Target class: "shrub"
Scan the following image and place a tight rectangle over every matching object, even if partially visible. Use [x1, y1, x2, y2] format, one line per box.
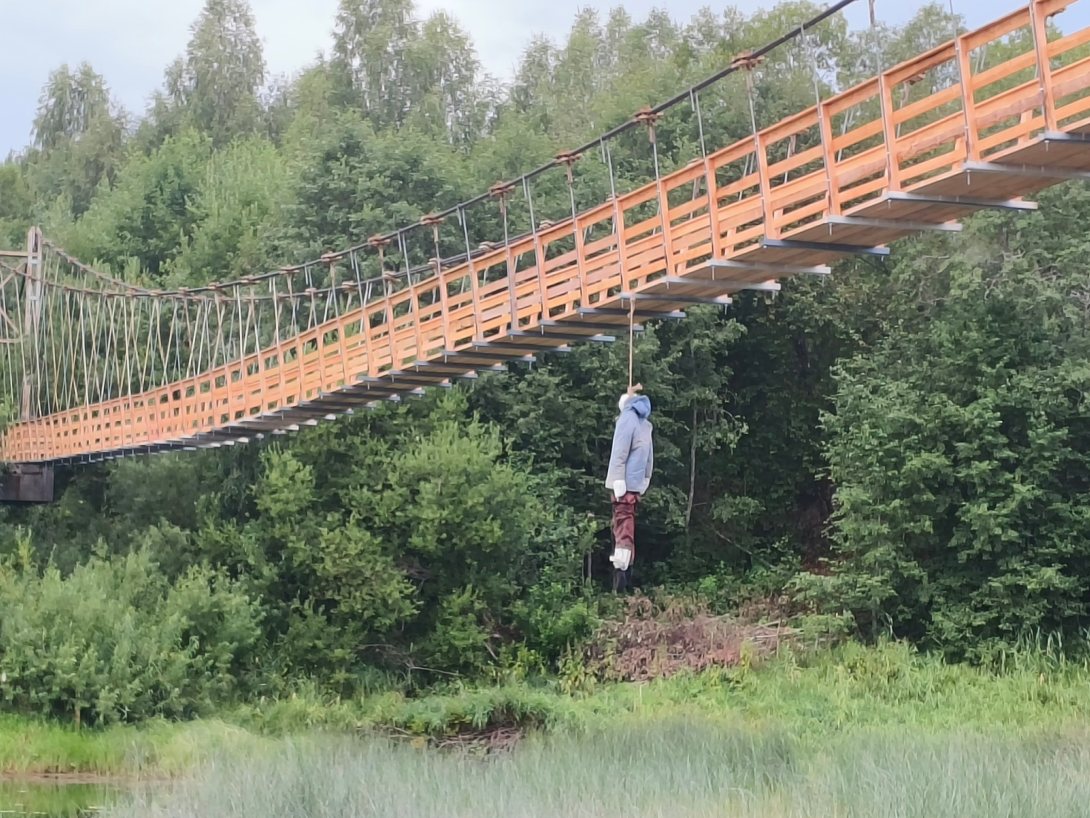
[0, 547, 262, 724]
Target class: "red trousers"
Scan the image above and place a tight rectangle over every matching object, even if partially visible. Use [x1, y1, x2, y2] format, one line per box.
[611, 492, 640, 562]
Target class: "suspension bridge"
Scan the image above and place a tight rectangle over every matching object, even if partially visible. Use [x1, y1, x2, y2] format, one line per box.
[1, 0, 1089, 502]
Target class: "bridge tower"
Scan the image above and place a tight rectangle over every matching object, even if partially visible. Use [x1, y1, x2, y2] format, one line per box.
[0, 227, 53, 502]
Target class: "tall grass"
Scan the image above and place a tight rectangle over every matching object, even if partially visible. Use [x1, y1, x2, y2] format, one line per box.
[110, 721, 1090, 818]
[8, 641, 1090, 777]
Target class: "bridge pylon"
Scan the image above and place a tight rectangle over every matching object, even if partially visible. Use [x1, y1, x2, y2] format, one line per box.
[0, 227, 53, 503]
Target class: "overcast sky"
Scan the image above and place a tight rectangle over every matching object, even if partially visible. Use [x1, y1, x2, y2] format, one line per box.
[3, 0, 1089, 156]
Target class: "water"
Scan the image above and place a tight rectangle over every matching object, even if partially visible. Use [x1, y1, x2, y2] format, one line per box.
[0, 780, 116, 817]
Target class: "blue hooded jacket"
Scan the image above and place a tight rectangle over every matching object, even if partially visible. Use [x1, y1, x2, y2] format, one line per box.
[606, 394, 654, 495]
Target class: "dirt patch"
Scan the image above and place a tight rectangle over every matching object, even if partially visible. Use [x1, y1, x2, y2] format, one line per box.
[583, 595, 794, 682]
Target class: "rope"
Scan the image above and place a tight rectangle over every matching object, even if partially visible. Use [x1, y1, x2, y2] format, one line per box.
[0, 261, 18, 412]
[627, 297, 635, 391]
[458, 206, 484, 341]
[523, 177, 551, 322]
[497, 189, 519, 333]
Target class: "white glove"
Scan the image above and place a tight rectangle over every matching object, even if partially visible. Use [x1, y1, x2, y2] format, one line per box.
[613, 479, 627, 500]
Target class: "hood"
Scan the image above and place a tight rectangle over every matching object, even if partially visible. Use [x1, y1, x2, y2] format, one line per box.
[625, 395, 652, 419]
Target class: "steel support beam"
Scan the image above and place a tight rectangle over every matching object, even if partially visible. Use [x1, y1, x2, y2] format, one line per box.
[636, 275, 773, 293]
[964, 159, 1090, 182]
[695, 279, 779, 292]
[466, 346, 562, 357]
[824, 214, 963, 233]
[510, 330, 617, 343]
[345, 382, 421, 398]
[379, 371, 454, 385]
[761, 237, 890, 258]
[537, 319, 642, 334]
[406, 365, 482, 379]
[470, 342, 570, 355]
[884, 191, 1038, 211]
[703, 259, 832, 277]
[442, 349, 538, 363]
[1042, 130, 1090, 144]
[577, 307, 686, 320]
[620, 291, 733, 305]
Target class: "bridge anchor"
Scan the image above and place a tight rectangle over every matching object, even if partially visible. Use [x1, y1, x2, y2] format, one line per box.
[0, 463, 54, 503]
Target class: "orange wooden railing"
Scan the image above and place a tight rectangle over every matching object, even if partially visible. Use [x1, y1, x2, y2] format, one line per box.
[5, 0, 1090, 463]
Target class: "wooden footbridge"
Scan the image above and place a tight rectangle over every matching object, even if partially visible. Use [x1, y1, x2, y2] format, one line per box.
[2, 0, 1090, 500]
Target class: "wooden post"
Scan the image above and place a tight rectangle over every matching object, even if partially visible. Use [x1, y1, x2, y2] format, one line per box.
[523, 181, 552, 325]
[736, 56, 778, 237]
[637, 108, 680, 276]
[423, 215, 451, 353]
[557, 151, 591, 308]
[953, 32, 979, 161]
[817, 97, 841, 216]
[1030, 0, 1059, 132]
[701, 154, 725, 259]
[459, 208, 484, 343]
[877, 74, 902, 191]
[491, 183, 520, 334]
[367, 238, 390, 376]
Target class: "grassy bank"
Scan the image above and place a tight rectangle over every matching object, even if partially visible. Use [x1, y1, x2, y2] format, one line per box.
[112, 724, 1090, 818]
[5, 641, 1090, 779]
[0, 716, 273, 778]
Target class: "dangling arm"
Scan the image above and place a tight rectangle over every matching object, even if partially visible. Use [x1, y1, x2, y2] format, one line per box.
[643, 427, 654, 493]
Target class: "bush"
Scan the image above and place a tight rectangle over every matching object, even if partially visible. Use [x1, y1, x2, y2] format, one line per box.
[0, 546, 262, 724]
[367, 684, 572, 738]
[192, 391, 598, 685]
[808, 230, 1090, 654]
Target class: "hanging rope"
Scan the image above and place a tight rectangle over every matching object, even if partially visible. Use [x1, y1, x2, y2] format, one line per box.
[627, 297, 635, 391]
[491, 183, 519, 334]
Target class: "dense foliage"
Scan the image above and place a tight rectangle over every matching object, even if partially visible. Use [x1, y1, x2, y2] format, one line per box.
[0, 543, 261, 724]
[1, 0, 1089, 722]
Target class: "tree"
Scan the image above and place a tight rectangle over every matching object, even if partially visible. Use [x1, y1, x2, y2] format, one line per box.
[63, 129, 212, 276]
[165, 0, 267, 146]
[168, 137, 289, 285]
[32, 63, 117, 152]
[9, 0, 1086, 703]
[28, 63, 127, 217]
[802, 186, 1090, 654]
[405, 12, 487, 143]
[278, 109, 472, 256]
[0, 164, 32, 245]
[332, 0, 417, 127]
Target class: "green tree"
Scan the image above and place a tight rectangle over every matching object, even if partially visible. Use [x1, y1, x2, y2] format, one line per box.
[802, 187, 1090, 654]
[28, 63, 127, 217]
[31, 63, 117, 152]
[332, 0, 416, 127]
[164, 0, 267, 146]
[0, 165, 32, 245]
[405, 11, 487, 143]
[0, 545, 261, 725]
[63, 129, 212, 275]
